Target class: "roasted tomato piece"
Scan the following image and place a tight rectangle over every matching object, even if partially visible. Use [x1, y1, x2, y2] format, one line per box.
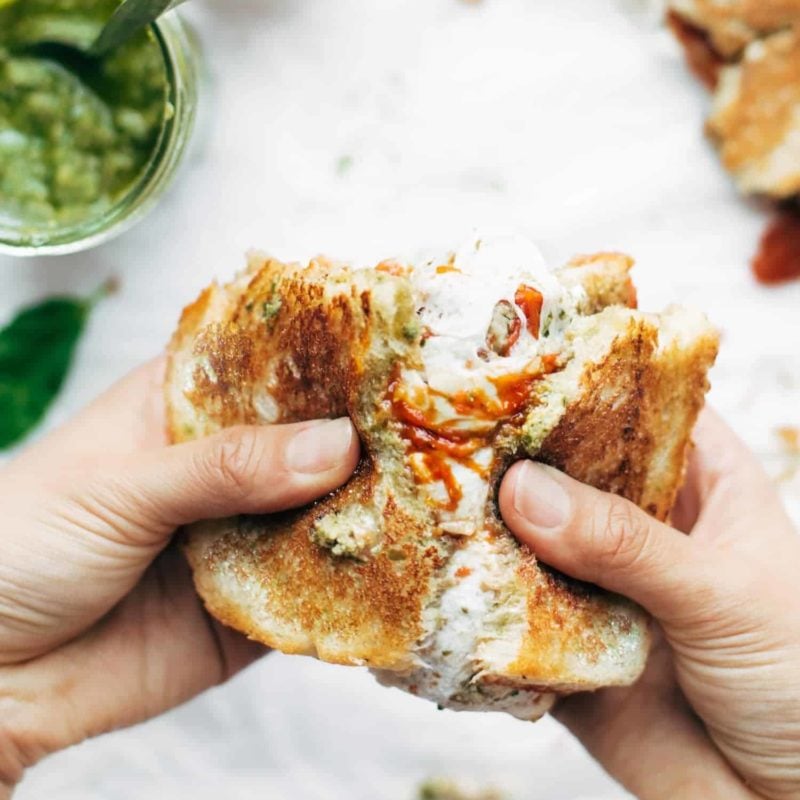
[514, 285, 544, 338]
[485, 299, 522, 356]
[753, 210, 800, 285]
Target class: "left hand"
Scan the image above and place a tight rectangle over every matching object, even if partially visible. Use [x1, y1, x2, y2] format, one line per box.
[0, 358, 360, 796]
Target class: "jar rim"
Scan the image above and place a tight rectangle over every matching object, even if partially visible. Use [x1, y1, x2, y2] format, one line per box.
[0, 14, 197, 258]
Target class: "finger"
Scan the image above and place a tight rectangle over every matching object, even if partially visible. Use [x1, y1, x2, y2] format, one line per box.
[498, 461, 719, 623]
[681, 408, 790, 546]
[9, 357, 167, 477]
[685, 408, 769, 511]
[688, 408, 767, 503]
[82, 418, 360, 541]
[672, 408, 764, 533]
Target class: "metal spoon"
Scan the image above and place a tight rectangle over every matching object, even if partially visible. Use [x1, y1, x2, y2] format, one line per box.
[90, 0, 189, 55]
[18, 0, 188, 73]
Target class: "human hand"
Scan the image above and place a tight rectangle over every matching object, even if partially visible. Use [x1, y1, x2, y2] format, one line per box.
[499, 410, 800, 800]
[0, 358, 359, 796]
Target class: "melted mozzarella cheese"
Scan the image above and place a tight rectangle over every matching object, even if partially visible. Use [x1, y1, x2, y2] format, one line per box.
[376, 234, 582, 718]
[404, 231, 582, 424]
[394, 231, 584, 525]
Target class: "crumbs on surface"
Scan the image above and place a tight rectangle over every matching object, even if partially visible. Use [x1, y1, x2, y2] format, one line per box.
[776, 425, 800, 482]
[417, 779, 504, 800]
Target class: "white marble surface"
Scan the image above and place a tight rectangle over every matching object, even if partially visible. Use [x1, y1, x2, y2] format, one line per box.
[2, 0, 799, 797]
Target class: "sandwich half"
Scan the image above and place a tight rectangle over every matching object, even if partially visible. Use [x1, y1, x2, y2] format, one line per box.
[669, 0, 800, 198]
[166, 233, 718, 720]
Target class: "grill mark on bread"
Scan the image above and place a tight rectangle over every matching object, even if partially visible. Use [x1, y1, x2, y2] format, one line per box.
[188, 325, 257, 425]
[536, 321, 654, 505]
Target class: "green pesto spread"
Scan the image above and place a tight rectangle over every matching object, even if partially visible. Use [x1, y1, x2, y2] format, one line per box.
[0, 0, 169, 228]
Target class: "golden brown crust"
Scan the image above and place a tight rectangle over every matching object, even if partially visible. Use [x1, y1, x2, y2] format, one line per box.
[669, 1, 800, 198]
[558, 253, 636, 313]
[505, 564, 641, 689]
[707, 29, 800, 197]
[172, 256, 436, 670]
[168, 251, 717, 709]
[168, 258, 377, 436]
[535, 315, 718, 520]
[670, 0, 800, 56]
[537, 318, 657, 509]
[502, 314, 718, 684]
[186, 468, 445, 668]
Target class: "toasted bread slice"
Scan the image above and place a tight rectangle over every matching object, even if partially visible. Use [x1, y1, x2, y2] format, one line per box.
[669, 1, 800, 198]
[708, 28, 800, 198]
[167, 235, 718, 719]
[669, 0, 800, 57]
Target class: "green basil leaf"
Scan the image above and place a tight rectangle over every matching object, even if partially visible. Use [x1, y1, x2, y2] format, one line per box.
[90, 0, 188, 55]
[0, 294, 97, 450]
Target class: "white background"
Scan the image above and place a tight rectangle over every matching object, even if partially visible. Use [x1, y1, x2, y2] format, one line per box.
[2, 0, 799, 797]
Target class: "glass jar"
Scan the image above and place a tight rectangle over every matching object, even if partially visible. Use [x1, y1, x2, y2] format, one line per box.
[0, 13, 199, 257]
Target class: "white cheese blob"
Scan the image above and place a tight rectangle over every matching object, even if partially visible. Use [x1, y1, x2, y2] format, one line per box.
[405, 231, 582, 418]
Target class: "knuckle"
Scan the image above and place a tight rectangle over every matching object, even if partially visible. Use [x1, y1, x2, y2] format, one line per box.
[203, 427, 262, 503]
[589, 496, 653, 579]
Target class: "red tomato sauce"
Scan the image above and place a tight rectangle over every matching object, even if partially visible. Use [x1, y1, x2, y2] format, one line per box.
[420, 452, 463, 512]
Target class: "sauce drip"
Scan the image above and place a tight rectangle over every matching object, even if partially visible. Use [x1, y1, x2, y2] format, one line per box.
[667, 10, 724, 91]
[413, 453, 464, 512]
[402, 423, 483, 460]
[389, 354, 562, 511]
[752, 209, 800, 285]
[491, 354, 559, 416]
[436, 355, 560, 422]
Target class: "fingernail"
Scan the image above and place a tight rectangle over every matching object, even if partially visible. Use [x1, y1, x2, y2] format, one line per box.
[512, 462, 570, 530]
[285, 418, 354, 474]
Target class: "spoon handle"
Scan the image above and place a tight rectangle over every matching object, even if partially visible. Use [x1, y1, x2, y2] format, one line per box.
[89, 0, 190, 56]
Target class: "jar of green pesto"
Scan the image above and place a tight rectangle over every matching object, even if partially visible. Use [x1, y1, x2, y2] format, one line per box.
[0, 1, 199, 256]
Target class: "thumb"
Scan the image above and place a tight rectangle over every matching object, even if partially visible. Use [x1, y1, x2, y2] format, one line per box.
[499, 461, 718, 624]
[83, 418, 360, 542]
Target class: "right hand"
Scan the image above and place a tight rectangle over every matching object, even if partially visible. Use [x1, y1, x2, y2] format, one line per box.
[499, 410, 800, 800]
